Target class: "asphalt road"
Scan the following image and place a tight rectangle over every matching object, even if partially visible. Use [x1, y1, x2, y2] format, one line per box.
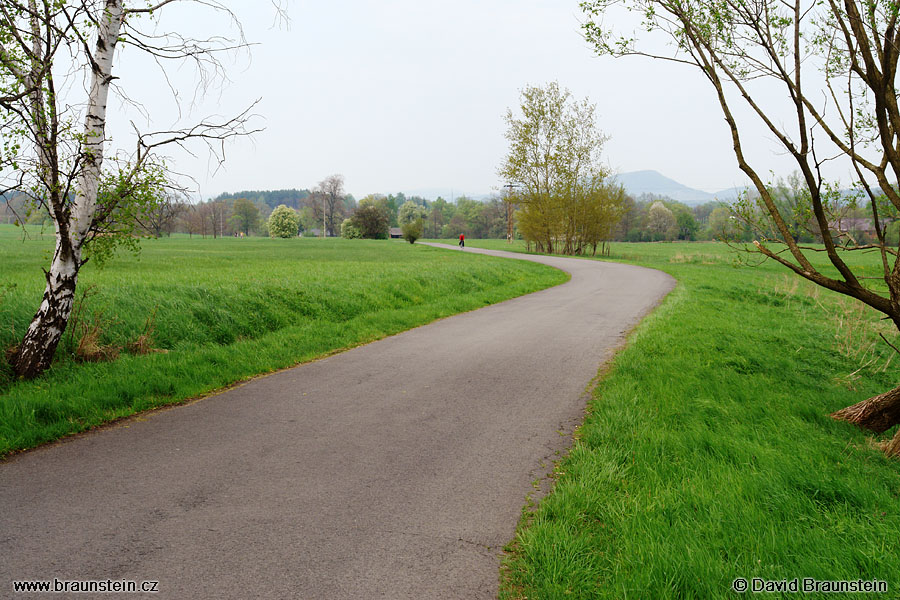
[0, 244, 674, 599]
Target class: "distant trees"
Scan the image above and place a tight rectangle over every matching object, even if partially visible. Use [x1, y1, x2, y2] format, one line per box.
[175, 187, 757, 244]
[607, 196, 738, 242]
[768, 173, 815, 243]
[427, 198, 448, 238]
[229, 198, 260, 236]
[708, 206, 740, 239]
[183, 185, 795, 245]
[347, 195, 391, 239]
[647, 202, 677, 239]
[176, 201, 228, 238]
[384, 194, 403, 226]
[215, 189, 311, 210]
[1, 194, 31, 225]
[268, 205, 300, 238]
[500, 82, 624, 255]
[135, 194, 186, 239]
[444, 213, 468, 238]
[311, 175, 349, 237]
[204, 200, 230, 239]
[297, 206, 318, 235]
[398, 200, 427, 225]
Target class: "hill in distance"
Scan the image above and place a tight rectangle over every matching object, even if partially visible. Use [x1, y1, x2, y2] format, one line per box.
[414, 171, 745, 206]
[614, 170, 746, 206]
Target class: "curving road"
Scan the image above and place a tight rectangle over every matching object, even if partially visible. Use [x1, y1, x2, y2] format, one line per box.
[0, 244, 673, 599]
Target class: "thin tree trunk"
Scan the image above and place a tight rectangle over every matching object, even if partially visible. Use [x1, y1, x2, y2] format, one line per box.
[11, 239, 79, 378]
[831, 385, 900, 433]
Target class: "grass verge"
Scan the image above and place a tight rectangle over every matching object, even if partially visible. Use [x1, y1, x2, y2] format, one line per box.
[431, 240, 900, 599]
[0, 230, 567, 457]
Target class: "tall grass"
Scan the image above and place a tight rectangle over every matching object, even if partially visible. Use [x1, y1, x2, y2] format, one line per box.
[0, 228, 567, 456]
[436, 240, 900, 599]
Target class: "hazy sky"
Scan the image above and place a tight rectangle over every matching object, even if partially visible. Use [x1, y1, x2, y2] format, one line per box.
[106, 0, 795, 200]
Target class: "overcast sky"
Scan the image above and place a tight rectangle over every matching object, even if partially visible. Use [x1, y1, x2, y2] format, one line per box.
[106, 0, 797, 200]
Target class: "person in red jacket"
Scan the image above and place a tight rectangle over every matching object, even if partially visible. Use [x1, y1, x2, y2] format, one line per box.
[459, 233, 465, 248]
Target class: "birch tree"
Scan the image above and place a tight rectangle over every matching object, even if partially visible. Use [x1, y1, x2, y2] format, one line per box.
[2, 1, 265, 379]
[582, 0, 900, 455]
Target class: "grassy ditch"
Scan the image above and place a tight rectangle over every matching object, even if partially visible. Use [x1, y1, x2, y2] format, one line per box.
[439, 239, 900, 599]
[0, 228, 567, 457]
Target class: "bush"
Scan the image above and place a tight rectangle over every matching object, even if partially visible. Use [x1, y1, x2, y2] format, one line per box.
[341, 218, 362, 239]
[401, 219, 423, 244]
[267, 204, 300, 238]
[352, 203, 391, 239]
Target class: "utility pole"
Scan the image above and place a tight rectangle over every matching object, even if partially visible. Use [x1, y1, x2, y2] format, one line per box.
[502, 183, 519, 244]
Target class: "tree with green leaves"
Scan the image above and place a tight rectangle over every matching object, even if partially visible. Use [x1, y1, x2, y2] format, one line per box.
[3, 1, 266, 379]
[267, 205, 299, 238]
[385, 193, 403, 226]
[229, 198, 260, 236]
[398, 200, 426, 225]
[646, 201, 676, 240]
[673, 206, 699, 241]
[297, 205, 317, 235]
[349, 195, 391, 239]
[582, 0, 900, 454]
[401, 219, 423, 244]
[708, 206, 740, 239]
[88, 160, 171, 253]
[499, 82, 615, 255]
[340, 218, 362, 239]
[580, 182, 629, 254]
[427, 197, 448, 238]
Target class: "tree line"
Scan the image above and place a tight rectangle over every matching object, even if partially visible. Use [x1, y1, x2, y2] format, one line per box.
[23, 182, 519, 240]
[15, 169, 894, 247]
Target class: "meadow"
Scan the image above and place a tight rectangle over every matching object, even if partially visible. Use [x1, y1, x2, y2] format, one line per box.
[5, 226, 900, 597]
[0, 226, 567, 456]
[436, 239, 900, 599]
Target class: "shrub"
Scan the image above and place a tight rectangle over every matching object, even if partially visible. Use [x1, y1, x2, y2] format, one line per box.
[268, 204, 300, 238]
[341, 218, 362, 239]
[401, 219, 423, 244]
[352, 203, 391, 239]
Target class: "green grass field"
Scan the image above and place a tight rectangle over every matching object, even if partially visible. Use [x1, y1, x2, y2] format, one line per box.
[0, 227, 567, 456]
[434, 240, 900, 599]
[5, 228, 900, 596]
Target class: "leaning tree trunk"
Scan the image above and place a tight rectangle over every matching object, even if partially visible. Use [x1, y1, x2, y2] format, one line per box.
[11, 239, 80, 379]
[831, 385, 900, 434]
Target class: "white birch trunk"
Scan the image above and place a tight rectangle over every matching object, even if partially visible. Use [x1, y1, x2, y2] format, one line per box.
[12, 1, 124, 378]
[71, 0, 124, 246]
